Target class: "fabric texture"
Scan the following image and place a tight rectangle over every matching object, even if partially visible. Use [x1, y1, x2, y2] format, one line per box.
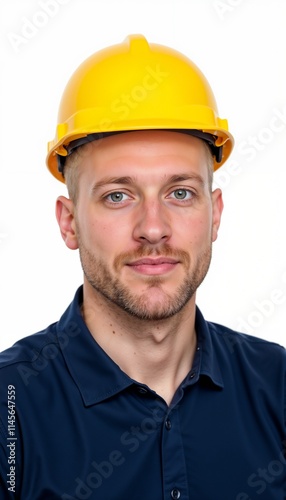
[0, 286, 285, 499]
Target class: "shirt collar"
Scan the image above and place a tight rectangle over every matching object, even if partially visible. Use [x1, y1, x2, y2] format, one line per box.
[195, 307, 224, 389]
[57, 286, 223, 407]
[57, 287, 133, 406]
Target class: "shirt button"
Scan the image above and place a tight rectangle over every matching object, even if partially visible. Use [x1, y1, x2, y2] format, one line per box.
[171, 488, 181, 499]
[190, 372, 195, 379]
[165, 419, 172, 430]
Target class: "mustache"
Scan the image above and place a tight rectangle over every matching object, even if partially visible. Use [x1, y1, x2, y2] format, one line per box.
[114, 244, 190, 272]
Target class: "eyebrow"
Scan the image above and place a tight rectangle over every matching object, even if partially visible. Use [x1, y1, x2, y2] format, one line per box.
[91, 173, 205, 192]
[166, 174, 205, 186]
[92, 176, 135, 192]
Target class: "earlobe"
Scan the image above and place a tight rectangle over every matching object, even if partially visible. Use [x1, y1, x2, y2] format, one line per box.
[55, 196, 79, 250]
[211, 189, 224, 242]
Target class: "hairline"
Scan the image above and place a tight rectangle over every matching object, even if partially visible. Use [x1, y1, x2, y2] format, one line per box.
[64, 137, 215, 204]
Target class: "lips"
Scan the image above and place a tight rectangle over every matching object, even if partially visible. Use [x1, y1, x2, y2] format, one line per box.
[127, 257, 179, 266]
[126, 257, 180, 275]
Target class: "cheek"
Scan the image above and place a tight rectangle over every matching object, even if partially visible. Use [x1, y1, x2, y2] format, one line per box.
[179, 213, 212, 246]
[81, 214, 128, 257]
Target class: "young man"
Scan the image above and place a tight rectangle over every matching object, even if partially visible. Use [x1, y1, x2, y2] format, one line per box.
[0, 35, 285, 499]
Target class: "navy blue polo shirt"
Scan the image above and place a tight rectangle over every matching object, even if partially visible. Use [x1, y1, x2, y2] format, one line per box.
[0, 286, 285, 499]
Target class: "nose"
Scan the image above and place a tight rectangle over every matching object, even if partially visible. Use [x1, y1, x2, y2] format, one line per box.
[132, 199, 172, 245]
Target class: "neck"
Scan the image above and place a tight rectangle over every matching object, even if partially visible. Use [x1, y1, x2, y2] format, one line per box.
[82, 282, 197, 405]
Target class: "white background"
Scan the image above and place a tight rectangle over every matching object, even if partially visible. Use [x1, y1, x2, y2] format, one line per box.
[0, 0, 285, 351]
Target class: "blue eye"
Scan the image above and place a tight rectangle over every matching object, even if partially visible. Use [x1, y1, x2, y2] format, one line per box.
[107, 192, 127, 203]
[171, 189, 193, 200]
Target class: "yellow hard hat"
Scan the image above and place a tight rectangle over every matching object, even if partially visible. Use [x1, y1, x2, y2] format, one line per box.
[47, 34, 234, 182]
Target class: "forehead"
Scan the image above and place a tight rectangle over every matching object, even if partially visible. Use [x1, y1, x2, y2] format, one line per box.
[78, 130, 209, 183]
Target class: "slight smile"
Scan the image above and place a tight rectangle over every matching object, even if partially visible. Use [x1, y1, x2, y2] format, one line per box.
[126, 258, 180, 275]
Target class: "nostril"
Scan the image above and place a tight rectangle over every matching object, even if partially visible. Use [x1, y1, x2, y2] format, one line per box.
[132, 205, 172, 244]
[137, 233, 170, 245]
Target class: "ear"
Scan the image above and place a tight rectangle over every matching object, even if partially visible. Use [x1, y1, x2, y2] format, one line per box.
[211, 188, 224, 242]
[55, 196, 79, 250]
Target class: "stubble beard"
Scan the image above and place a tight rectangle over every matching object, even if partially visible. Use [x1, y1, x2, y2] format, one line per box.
[78, 240, 212, 321]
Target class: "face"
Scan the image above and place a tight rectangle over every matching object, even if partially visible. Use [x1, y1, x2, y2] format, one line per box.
[57, 131, 223, 321]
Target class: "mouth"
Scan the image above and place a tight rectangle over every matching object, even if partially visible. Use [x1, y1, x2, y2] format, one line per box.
[126, 257, 180, 275]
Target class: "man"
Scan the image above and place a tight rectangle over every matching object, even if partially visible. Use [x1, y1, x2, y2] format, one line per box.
[0, 35, 285, 499]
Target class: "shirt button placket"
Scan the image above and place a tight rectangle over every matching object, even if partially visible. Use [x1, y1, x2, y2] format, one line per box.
[162, 408, 189, 499]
